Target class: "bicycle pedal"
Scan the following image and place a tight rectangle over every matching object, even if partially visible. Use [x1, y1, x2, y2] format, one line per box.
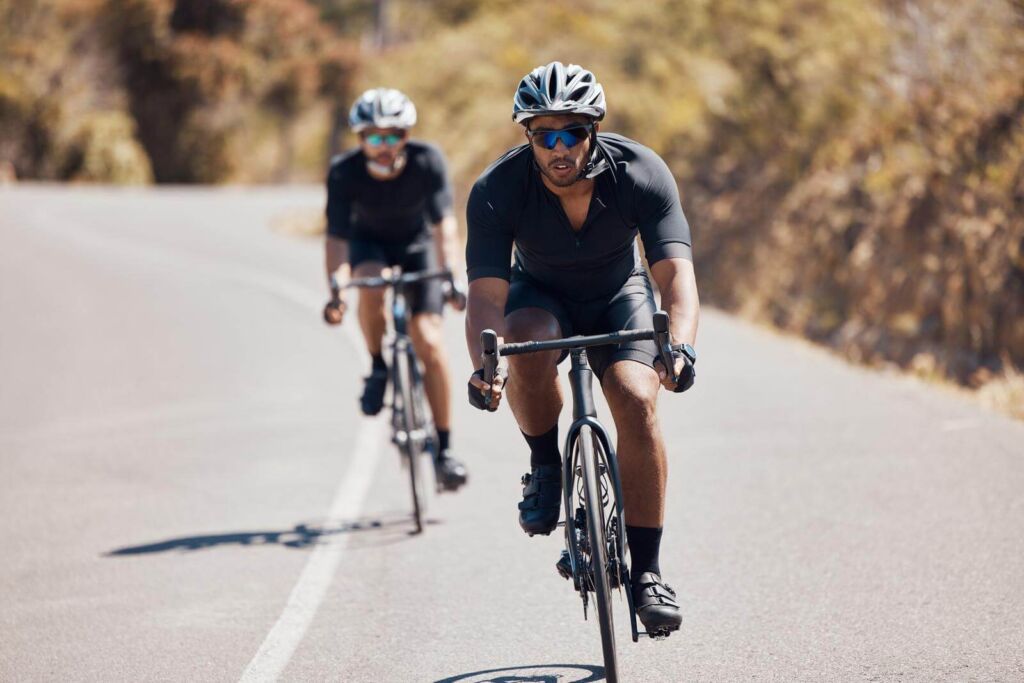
[642, 624, 678, 641]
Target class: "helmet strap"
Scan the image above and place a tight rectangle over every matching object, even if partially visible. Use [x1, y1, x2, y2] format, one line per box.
[579, 128, 607, 180]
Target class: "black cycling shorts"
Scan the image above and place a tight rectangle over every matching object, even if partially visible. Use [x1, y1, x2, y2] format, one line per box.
[349, 238, 444, 316]
[504, 266, 658, 380]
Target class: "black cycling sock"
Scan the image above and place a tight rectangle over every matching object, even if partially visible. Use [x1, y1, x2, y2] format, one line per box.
[371, 353, 387, 372]
[523, 425, 560, 468]
[627, 525, 663, 578]
[437, 429, 450, 453]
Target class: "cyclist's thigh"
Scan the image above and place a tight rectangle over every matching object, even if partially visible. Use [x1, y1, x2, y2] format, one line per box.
[349, 239, 389, 278]
[349, 241, 389, 309]
[398, 241, 444, 316]
[505, 271, 572, 364]
[589, 270, 659, 382]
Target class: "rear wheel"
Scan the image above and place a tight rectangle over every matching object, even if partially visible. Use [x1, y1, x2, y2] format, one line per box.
[578, 426, 618, 682]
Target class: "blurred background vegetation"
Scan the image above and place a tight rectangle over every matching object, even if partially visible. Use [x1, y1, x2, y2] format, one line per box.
[2, 0, 1022, 411]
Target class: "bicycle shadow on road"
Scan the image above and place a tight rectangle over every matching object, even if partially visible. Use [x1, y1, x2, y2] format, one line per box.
[433, 663, 605, 683]
[104, 512, 439, 557]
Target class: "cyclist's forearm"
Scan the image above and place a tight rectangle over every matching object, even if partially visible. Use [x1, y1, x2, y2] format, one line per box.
[465, 280, 509, 367]
[651, 257, 700, 346]
[434, 215, 461, 273]
[325, 236, 350, 296]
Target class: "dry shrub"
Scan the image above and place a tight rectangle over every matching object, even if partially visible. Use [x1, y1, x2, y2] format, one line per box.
[0, 0, 360, 183]
[977, 367, 1024, 420]
[60, 110, 153, 183]
[104, 0, 360, 183]
[365, 0, 1023, 398]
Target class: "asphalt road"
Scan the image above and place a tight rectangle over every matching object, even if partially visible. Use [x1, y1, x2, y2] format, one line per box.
[1, 185, 1022, 682]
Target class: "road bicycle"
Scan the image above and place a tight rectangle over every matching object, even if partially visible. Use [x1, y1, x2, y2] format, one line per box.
[346, 268, 454, 534]
[480, 311, 678, 682]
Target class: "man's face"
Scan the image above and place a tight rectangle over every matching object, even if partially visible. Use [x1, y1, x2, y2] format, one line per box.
[525, 114, 596, 188]
[359, 127, 408, 167]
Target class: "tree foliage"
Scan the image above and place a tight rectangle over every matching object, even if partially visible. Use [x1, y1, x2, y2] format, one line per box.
[1, 0, 1020, 394]
[359, 0, 1024, 388]
[0, 0, 359, 182]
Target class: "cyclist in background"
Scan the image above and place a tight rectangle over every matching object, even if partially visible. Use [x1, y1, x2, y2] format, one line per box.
[464, 62, 699, 634]
[323, 87, 468, 492]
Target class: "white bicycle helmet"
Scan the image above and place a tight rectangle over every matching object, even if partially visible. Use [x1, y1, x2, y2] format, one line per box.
[512, 61, 606, 124]
[348, 88, 417, 132]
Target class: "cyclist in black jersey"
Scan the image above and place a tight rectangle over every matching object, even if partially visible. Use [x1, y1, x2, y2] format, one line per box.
[323, 88, 468, 491]
[465, 62, 700, 634]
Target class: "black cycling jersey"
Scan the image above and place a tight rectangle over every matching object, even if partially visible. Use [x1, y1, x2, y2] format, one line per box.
[466, 133, 692, 301]
[326, 140, 453, 245]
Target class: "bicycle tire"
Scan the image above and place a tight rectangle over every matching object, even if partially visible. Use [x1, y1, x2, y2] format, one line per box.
[395, 346, 425, 533]
[406, 348, 434, 516]
[408, 352, 437, 481]
[579, 425, 619, 682]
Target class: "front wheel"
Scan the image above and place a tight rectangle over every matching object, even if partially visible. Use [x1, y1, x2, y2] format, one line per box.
[394, 347, 426, 533]
[578, 426, 618, 682]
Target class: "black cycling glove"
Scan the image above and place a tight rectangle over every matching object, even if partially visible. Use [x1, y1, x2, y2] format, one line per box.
[468, 367, 506, 411]
[672, 354, 696, 393]
[442, 278, 467, 308]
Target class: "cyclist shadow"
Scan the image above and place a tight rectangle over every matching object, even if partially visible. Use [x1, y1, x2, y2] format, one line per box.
[433, 663, 606, 683]
[104, 511, 438, 557]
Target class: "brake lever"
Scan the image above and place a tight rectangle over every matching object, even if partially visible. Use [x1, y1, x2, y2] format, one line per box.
[652, 311, 678, 385]
[480, 329, 499, 410]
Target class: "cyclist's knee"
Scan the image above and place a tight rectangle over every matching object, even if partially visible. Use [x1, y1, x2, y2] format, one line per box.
[504, 308, 561, 380]
[410, 314, 445, 359]
[604, 363, 659, 423]
[352, 261, 385, 278]
[507, 350, 559, 383]
[358, 287, 386, 309]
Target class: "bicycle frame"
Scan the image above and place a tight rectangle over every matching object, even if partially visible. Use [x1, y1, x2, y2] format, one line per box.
[560, 350, 615, 571]
[346, 268, 451, 531]
[387, 283, 431, 450]
[560, 347, 638, 642]
[479, 311, 679, 651]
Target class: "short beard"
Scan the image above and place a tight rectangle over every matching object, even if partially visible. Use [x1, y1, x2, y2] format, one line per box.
[537, 160, 581, 187]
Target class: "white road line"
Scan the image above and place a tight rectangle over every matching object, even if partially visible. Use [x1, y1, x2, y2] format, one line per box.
[236, 290, 376, 679]
[236, 276, 378, 680]
[239, 413, 383, 682]
[38, 211, 384, 680]
[233, 278, 378, 681]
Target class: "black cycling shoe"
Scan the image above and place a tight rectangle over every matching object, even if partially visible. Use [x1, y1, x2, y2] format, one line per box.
[632, 572, 682, 637]
[435, 450, 468, 492]
[518, 464, 562, 536]
[359, 367, 388, 416]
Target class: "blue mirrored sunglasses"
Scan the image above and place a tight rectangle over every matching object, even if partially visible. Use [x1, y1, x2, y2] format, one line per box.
[363, 132, 405, 146]
[528, 124, 592, 150]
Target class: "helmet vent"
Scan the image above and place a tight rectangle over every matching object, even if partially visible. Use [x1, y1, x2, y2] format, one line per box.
[512, 61, 606, 124]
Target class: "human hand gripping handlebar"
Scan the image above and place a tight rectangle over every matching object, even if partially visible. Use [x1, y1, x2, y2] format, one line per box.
[472, 310, 690, 412]
[480, 329, 500, 411]
[652, 311, 676, 383]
